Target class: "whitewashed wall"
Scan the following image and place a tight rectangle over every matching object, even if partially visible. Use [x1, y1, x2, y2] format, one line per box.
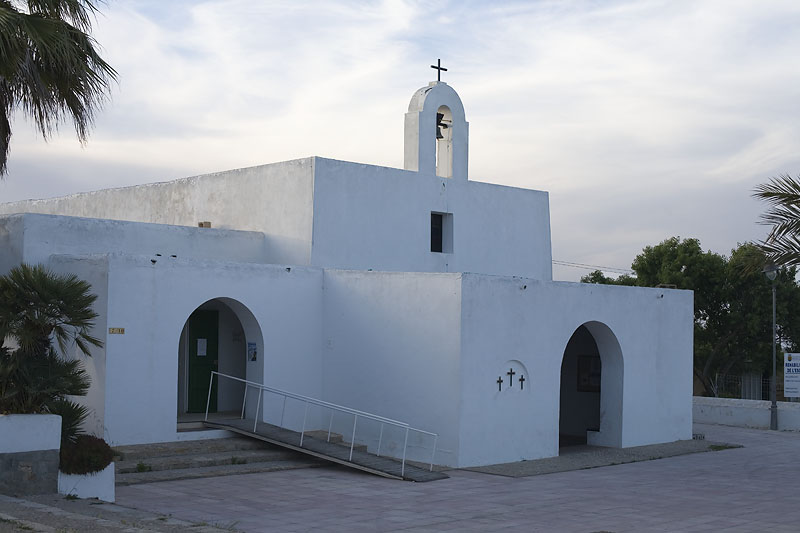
[0, 159, 316, 265]
[13, 213, 270, 265]
[0, 215, 23, 274]
[321, 270, 463, 466]
[47, 255, 110, 438]
[311, 158, 552, 280]
[95, 254, 323, 446]
[0, 155, 552, 281]
[693, 397, 800, 430]
[458, 276, 694, 466]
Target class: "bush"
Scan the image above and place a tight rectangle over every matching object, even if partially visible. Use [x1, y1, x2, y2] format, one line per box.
[59, 435, 114, 475]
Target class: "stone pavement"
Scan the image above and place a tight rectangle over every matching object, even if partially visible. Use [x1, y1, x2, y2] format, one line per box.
[1, 424, 798, 532]
[112, 424, 798, 532]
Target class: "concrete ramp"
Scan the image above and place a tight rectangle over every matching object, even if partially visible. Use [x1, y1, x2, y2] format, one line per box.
[204, 418, 447, 482]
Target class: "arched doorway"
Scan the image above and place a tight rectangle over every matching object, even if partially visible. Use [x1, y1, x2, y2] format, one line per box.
[558, 321, 623, 450]
[177, 298, 263, 423]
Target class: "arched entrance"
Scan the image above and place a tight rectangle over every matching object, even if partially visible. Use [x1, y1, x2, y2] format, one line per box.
[177, 298, 263, 423]
[558, 321, 623, 451]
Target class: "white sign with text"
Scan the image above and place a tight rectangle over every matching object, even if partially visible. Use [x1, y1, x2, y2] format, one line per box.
[785, 353, 800, 398]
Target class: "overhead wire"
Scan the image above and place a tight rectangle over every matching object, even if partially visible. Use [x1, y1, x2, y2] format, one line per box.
[551, 259, 634, 275]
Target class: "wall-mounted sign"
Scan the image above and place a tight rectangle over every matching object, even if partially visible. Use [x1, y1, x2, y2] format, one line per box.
[108, 328, 125, 335]
[197, 338, 207, 357]
[248, 342, 258, 362]
[785, 353, 800, 398]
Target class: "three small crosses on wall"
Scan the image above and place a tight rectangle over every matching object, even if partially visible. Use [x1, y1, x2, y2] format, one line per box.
[497, 368, 526, 392]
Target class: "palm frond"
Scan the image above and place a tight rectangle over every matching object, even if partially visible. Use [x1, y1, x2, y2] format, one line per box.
[47, 397, 89, 444]
[0, 0, 115, 175]
[753, 174, 800, 268]
[753, 174, 800, 204]
[757, 233, 800, 268]
[0, 263, 102, 358]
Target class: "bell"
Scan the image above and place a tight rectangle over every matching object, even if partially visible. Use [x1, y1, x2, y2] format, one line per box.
[436, 112, 447, 139]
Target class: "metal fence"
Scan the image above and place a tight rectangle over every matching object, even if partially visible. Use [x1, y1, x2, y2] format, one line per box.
[714, 373, 798, 402]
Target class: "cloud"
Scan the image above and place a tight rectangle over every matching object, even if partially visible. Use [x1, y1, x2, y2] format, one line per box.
[4, 0, 800, 280]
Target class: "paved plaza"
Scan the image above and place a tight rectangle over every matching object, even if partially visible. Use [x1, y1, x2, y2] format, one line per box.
[112, 424, 798, 532]
[1, 423, 798, 532]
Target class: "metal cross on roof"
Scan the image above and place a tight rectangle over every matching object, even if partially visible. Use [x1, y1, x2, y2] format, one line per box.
[431, 59, 447, 82]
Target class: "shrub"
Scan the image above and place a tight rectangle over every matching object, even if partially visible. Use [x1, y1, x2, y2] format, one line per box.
[59, 435, 114, 475]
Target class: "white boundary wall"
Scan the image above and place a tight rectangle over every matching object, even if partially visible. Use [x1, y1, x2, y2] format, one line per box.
[693, 397, 800, 430]
[0, 414, 61, 453]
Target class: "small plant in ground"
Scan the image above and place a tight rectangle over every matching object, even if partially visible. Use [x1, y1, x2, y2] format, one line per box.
[231, 456, 247, 465]
[135, 462, 152, 473]
[64, 494, 78, 500]
[709, 444, 737, 451]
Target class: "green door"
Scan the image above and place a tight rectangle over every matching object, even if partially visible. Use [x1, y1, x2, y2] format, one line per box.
[187, 310, 219, 413]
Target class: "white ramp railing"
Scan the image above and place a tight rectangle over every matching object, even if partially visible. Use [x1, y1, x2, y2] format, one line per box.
[205, 371, 438, 476]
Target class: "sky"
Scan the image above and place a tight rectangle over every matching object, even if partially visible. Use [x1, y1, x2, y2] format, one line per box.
[2, 0, 799, 281]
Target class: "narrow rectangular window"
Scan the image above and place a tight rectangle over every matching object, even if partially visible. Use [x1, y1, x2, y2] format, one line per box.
[431, 212, 453, 253]
[431, 213, 443, 253]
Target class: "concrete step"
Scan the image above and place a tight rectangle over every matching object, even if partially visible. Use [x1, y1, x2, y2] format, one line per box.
[112, 436, 326, 486]
[301, 430, 366, 452]
[340, 441, 369, 453]
[303, 430, 344, 444]
[112, 436, 271, 461]
[116, 457, 326, 486]
[115, 448, 303, 474]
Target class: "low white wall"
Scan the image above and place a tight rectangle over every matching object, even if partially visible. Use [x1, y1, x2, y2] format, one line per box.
[0, 414, 61, 453]
[58, 462, 115, 502]
[693, 397, 800, 430]
[0, 414, 62, 496]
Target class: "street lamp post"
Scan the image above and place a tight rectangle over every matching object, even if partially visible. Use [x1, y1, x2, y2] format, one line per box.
[763, 264, 778, 430]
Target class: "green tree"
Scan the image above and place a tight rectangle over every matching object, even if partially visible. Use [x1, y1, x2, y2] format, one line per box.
[580, 270, 637, 286]
[0, 0, 116, 175]
[582, 238, 800, 396]
[0, 263, 102, 443]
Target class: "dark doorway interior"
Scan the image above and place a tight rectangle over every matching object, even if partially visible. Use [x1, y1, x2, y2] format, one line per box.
[559, 326, 601, 448]
[187, 310, 219, 413]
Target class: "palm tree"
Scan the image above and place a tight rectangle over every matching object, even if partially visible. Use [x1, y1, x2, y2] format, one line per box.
[0, 263, 102, 442]
[753, 174, 800, 267]
[0, 0, 117, 175]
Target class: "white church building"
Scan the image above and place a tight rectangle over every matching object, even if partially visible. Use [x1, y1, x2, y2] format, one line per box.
[0, 81, 693, 468]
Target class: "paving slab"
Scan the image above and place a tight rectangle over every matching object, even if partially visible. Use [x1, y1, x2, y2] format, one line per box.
[2, 424, 799, 532]
[0, 493, 232, 532]
[464, 436, 734, 477]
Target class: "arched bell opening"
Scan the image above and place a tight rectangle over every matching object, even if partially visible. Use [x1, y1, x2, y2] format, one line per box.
[435, 105, 453, 178]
